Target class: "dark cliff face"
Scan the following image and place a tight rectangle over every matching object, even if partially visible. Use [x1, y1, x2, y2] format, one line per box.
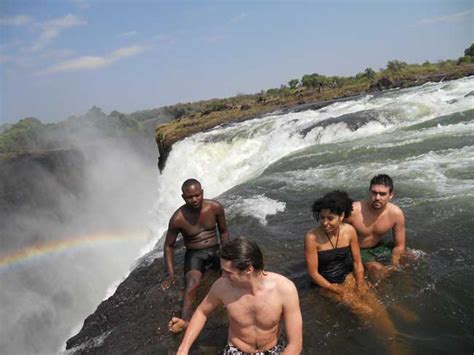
[1, 139, 163, 354]
[0, 150, 86, 213]
[0, 149, 87, 244]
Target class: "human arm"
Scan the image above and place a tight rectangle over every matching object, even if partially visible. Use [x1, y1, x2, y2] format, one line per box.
[161, 218, 180, 290]
[176, 280, 223, 354]
[282, 281, 303, 355]
[215, 202, 230, 244]
[391, 208, 406, 267]
[304, 231, 344, 295]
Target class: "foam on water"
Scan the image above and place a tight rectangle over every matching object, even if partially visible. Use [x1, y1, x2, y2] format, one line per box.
[148, 77, 474, 250]
[266, 144, 474, 201]
[224, 195, 286, 226]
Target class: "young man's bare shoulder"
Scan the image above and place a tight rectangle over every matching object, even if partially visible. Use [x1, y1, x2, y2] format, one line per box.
[388, 202, 405, 218]
[170, 206, 185, 223]
[268, 272, 297, 293]
[204, 199, 223, 210]
[352, 200, 363, 213]
[346, 201, 362, 222]
[210, 276, 232, 293]
[388, 202, 403, 214]
[342, 222, 357, 235]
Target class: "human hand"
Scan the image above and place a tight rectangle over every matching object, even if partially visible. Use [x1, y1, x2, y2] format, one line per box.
[329, 284, 344, 296]
[356, 279, 371, 294]
[161, 275, 177, 290]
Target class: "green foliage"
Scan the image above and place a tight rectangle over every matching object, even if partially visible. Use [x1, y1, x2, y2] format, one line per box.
[464, 43, 474, 57]
[261, 85, 290, 97]
[457, 56, 473, 65]
[331, 76, 349, 87]
[301, 73, 327, 88]
[205, 101, 228, 112]
[4, 43, 474, 155]
[0, 108, 152, 153]
[0, 117, 48, 153]
[386, 60, 408, 72]
[288, 79, 299, 89]
[363, 68, 376, 79]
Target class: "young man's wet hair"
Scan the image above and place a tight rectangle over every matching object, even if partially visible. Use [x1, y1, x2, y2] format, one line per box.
[370, 174, 394, 193]
[220, 236, 264, 271]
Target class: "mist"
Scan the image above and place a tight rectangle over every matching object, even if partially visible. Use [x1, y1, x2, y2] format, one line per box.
[0, 120, 159, 354]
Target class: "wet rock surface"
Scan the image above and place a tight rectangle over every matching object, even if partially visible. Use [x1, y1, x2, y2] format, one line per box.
[65, 242, 311, 354]
[65, 248, 228, 354]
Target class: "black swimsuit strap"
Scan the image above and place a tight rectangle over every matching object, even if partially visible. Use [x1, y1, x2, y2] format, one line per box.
[325, 227, 340, 249]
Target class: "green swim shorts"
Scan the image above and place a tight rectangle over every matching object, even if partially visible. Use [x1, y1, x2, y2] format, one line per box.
[360, 241, 394, 263]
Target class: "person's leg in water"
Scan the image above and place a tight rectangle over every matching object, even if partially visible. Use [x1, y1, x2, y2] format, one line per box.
[322, 274, 408, 355]
[364, 261, 392, 284]
[169, 269, 203, 333]
[362, 242, 415, 284]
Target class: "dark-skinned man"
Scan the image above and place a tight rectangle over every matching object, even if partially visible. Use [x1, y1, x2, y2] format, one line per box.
[161, 178, 230, 333]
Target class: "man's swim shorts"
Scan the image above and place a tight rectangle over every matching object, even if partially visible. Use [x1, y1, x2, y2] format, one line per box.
[184, 245, 220, 275]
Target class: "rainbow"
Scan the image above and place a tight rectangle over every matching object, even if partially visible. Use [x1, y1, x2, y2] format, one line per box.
[0, 231, 149, 271]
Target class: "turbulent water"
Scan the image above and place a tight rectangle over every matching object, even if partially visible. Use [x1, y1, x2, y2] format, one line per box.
[149, 77, 474, 353]
[3, 78, 472, 354]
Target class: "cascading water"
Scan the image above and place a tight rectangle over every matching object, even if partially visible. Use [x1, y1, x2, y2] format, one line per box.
[150, 77, 473, 243]
[145, 76, 474, 353]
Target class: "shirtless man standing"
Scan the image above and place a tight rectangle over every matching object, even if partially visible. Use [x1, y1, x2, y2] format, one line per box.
[161, 178, 229, 333]
[344, 174, 406, 280]
[176, 236, 303, 355]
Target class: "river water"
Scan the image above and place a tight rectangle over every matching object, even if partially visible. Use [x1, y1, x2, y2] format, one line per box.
[149, 77, 474, 353]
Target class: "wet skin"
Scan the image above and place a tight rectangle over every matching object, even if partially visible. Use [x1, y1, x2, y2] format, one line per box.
[176, 260, 303, 354]
[162, 183, 229, 332]
[305, 210, 402, 353]
[344, 184, 406, 278]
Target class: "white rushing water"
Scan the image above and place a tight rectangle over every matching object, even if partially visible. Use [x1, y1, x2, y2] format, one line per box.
[63, 76, 473, 354]
[147, 77, 474, 249]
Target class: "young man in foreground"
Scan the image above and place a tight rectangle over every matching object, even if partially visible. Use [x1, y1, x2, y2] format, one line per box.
[176, 236, 303, 355]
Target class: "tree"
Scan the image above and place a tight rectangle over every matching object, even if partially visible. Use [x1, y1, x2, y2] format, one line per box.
[301, 73, 327, 89]
[386, 60, 407, 72]
[363, 68, 376, 79]
[288, 79, 299, 89]
[0, 117, 47, 153]
[464, 43, 474, 57]
[457, 56, 472, 65]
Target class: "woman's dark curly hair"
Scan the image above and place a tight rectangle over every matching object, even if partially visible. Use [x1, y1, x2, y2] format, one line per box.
[312, 190, 353, 221]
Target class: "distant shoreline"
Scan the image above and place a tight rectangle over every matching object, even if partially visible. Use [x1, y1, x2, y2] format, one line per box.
[155, 64, 474, 171]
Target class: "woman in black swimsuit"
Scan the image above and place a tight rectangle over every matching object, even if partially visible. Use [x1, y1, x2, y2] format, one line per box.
[305, 191, 401, 350]
[304, 190, 366, 301]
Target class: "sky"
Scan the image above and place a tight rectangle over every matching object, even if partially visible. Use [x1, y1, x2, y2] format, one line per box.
[0, 0, 472, 124]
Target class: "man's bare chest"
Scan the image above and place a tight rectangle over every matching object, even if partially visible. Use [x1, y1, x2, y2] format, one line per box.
[226, 295, 282, 327]
[180, 216, 216, 234]
[356, 215, 394, 237]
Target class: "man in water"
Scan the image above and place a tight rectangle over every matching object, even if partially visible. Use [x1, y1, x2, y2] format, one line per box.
[176, 236, 303, 355]
[161, 178, 230, 333]
[345, 174, 406, 280]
